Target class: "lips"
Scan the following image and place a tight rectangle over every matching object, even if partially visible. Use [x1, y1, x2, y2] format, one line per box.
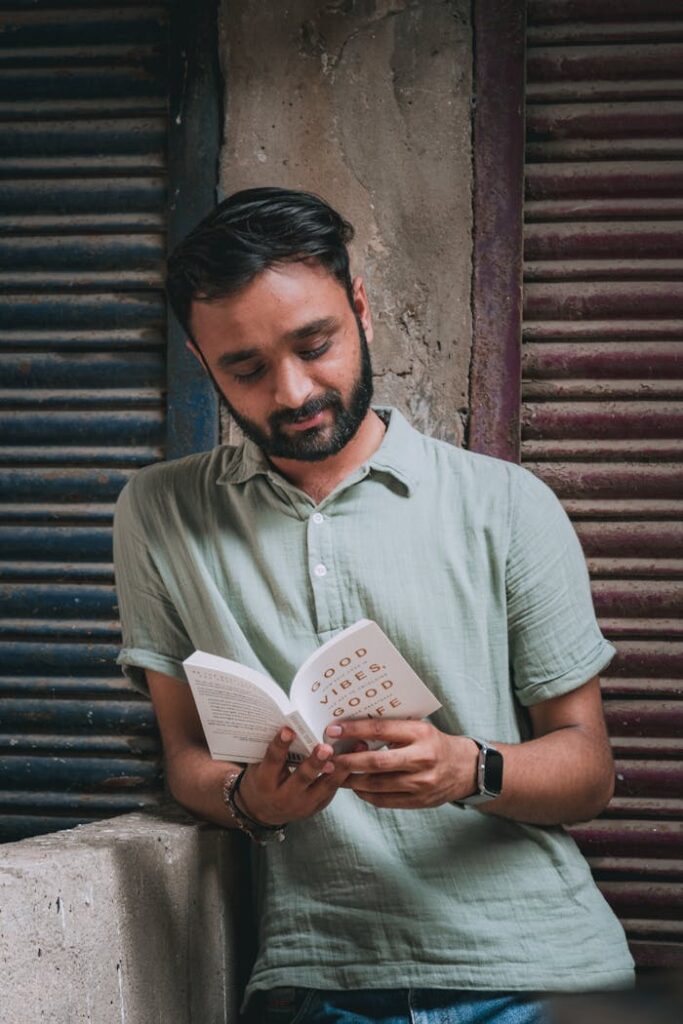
[288, 410, 326, 431]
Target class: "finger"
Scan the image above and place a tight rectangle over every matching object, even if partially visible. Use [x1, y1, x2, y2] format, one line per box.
[309, 761, 352, 797]
[354, 790, 421, 809]
[333, 745, 413, 775]
[347, 771, 417, 794]
[259, 726, 296, 782]
[287, 743, 335, 789]
[325, 719, 428, 745]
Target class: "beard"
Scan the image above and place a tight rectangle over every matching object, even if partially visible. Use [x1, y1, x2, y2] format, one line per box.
[221, 319, 374, 462]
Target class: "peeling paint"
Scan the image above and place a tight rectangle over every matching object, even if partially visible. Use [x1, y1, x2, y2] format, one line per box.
[217, 0, 473, 445]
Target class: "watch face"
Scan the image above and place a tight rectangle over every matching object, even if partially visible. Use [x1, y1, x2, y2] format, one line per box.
[484, 749, 504, 795]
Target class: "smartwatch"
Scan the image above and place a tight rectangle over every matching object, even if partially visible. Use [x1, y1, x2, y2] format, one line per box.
[453, 737, 504, 808]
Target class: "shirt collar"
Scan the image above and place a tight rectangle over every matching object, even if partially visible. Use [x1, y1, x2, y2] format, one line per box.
[215, 406, 421, 496]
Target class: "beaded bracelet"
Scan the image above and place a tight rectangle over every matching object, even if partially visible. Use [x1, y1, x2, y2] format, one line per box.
[221, 767, 287, 845]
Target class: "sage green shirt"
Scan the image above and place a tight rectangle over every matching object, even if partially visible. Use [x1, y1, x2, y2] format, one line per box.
[113, 407, 634, 998]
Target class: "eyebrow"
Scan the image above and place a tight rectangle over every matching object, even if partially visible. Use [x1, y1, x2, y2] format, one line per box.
[215, 317, 338, 370]
[216, 348, 260, 370]
[285, 316, 337, 341]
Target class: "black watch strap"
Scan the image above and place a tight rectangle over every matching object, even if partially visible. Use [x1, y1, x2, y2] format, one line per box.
[453, 737, 504, 808]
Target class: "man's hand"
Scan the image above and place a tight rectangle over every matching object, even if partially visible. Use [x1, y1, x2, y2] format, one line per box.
[146, 671, 350, 830]
[237, 727, 350, 825]
[327, 720, 479, 809]
[326, 677, 616, 825]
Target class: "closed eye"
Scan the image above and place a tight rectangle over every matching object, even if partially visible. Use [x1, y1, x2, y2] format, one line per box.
[232, 364, 266, 383]
[232, 339, 332, 384]
[299, 338, 332, 360]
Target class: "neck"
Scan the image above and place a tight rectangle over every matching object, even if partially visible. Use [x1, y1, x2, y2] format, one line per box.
[267, 408, 387, 503]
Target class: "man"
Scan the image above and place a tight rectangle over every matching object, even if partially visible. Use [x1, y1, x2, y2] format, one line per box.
[113, 187, 634, 1023]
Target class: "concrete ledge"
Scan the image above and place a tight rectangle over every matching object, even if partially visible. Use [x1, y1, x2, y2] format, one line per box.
[0, 808, 251, 1024]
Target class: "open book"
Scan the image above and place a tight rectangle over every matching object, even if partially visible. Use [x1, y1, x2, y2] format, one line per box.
[183, 619, 442, 763]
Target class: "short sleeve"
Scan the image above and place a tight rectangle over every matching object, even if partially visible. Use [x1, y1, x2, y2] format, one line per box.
[113, 477, 193, 694]
[506, 467, 616, 706]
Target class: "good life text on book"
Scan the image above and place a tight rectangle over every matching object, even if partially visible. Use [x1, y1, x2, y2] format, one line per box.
[183, 619, 442, 764]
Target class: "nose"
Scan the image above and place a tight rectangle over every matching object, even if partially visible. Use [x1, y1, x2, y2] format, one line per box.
[271, 356, 314, 410]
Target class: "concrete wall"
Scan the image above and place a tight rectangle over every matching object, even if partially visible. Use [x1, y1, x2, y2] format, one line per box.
[218, 0, 473, 445]
[0, 811, 250, 1024]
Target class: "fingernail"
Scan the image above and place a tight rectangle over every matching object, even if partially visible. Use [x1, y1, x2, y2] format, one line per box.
[326, 725, 343, 737]
[280, 727, 294, 742]
[321, 762, 335, 774]
[316, 744, 332, 760]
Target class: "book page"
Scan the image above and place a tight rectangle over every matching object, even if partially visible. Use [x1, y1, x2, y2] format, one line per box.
[183, 651, 312, 763]
[290, 620, 442, 746]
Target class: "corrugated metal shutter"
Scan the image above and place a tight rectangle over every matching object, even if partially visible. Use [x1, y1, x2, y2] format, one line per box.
[524, 0, 683, 969]
[0, 2, 172, 841]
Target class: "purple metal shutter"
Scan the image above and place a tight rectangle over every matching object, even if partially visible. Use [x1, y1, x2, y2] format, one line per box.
[0, 3, 171, 841]
[524, 0, 683, 969]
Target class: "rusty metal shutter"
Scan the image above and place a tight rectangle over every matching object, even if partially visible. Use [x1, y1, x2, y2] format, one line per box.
[524, 0, 683, 969]
[1, 3, 173, 842]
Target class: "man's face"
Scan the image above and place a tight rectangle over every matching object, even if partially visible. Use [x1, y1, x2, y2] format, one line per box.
[188, 261, 375, 462]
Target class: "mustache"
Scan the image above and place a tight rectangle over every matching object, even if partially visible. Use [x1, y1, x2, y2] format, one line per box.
[270, 392, 342, 427]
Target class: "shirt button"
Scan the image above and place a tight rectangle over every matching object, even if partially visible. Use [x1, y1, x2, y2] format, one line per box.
[313, 563, 327, 577]
[312, 512, 324, 524]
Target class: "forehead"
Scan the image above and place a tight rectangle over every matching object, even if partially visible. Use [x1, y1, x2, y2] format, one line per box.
[189, 261, 348, 345]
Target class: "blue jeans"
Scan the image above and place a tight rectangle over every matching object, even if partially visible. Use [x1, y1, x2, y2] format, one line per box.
[256, 987, 547, 1023]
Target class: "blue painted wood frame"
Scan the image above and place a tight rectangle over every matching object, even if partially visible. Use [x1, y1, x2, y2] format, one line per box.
[166, 0, 220, 458]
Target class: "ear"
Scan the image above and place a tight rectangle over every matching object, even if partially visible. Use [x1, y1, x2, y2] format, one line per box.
[351, 276, 374, 344]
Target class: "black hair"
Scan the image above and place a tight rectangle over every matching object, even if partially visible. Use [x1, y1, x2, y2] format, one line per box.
[166, 186, 356, 337]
